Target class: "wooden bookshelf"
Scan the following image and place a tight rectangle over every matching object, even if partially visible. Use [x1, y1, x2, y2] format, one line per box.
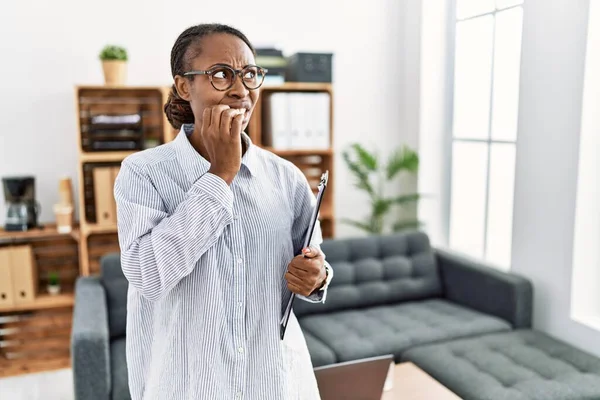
[74, 86, 177, 275]
[0, 225, 80, 377]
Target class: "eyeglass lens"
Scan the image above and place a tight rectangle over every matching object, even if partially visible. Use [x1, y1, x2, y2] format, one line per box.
[210, 66, 265, 90]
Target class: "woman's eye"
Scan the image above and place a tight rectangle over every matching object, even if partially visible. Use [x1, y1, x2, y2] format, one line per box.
[244, 71, 256, 79]
[213, 70, 227, 79]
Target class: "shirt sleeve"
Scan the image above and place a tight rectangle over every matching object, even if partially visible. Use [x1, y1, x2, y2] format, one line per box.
[114, 159, 234, 301]
[290, 168, 333, 304]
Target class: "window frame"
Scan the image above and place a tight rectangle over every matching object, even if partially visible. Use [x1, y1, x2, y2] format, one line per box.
[444, 0, 525, 266]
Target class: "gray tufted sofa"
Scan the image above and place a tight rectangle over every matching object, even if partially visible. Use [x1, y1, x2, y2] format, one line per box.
[295, 231, 600, 400]
[294, 230, 532, 366]
[71, 230, 600, 400]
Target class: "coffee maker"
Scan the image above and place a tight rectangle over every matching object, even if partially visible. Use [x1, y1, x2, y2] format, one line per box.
[2, 176, 40, 231]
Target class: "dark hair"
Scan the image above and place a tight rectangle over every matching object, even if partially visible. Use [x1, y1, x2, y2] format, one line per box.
[163, 23, 255, 129]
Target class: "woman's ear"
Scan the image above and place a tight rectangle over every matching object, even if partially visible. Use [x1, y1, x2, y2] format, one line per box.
[174, 75, 192, 101]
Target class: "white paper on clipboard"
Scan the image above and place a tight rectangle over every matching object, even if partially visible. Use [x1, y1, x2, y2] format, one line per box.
[280, 170, 329, 340]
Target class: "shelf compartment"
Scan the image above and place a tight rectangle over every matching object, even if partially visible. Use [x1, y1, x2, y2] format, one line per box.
[0, 306, 72, 378]
[76, 87, 167, 152]
[87, 232, 121, 275]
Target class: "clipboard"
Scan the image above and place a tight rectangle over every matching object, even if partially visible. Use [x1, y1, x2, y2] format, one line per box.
[280, 170, 329, 340]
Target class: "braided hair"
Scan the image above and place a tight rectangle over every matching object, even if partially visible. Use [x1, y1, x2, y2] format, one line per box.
[164, 24, 256, 129]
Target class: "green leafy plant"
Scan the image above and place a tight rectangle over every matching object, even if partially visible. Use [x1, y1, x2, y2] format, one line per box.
[99, 45, 128, 61]
[341, 143, 422, 234]
[48, 271, 60, 286]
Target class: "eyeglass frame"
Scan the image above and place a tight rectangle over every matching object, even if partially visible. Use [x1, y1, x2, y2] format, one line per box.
[182, 64, 269, 91]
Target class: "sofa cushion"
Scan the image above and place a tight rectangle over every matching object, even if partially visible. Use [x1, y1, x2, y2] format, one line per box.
[299, 299, 510, 363]
[302, 330, 337, 367]
[110, 338, 131, 400]
[100, 253, 128, 339]
[294, 231, 443, 317]
[402, 330, 600, 400]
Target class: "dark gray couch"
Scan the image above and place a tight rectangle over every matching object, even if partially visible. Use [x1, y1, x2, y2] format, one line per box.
[71, 231, 600, 400]
[295, 231, 532, 367]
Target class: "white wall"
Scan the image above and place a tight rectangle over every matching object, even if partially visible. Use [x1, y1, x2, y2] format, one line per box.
[571, 0, 600, 330]
[417, 0, 453, 247]
[0, 0, 419, 238]
[511, 0, 600, 357]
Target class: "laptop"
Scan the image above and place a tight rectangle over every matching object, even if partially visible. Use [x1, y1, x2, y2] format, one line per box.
[313, 354, 394, 400]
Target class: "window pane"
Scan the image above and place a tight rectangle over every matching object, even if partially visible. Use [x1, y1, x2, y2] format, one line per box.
[485, 143, 516, 268]
[452, 15, 494, 139]
[457, 0, 495, 19]
[491, 7, 524, 141]
[496, 0, 524, 9]
[449, 142, 489, 258]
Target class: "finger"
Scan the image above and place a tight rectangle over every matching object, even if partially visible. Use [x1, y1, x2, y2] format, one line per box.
[289, 256, 312, 275]
[202, 107, 212, 128]
[230, 111, 244, 137]
[287, 281, 306, 296]
[210, 105, 230, 129]
[302, 245, 323, 259]
[287, 262, 308, 279]
[219, 108, 239, 135]
[286, 275, 311, 296]
[289, 260, 323, 284]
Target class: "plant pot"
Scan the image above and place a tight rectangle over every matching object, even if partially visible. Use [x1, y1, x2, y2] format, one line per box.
[102, 60, 127, 86]
[47, 284, 61, 296]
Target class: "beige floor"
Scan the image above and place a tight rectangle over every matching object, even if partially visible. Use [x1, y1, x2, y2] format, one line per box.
[0, 368, 74, 400]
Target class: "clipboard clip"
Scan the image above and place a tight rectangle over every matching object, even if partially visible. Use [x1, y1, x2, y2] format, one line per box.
[280, 170, 329, 340]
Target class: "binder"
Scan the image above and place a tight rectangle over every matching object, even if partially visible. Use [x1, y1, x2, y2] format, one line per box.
[10, 245, 38, 304]
[280, 170, 329, 340]
[0, 248, 15, 307]
[94, 166, 117, 225]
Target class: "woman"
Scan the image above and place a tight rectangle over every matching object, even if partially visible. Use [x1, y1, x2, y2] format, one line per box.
[114, 23, 333, 400]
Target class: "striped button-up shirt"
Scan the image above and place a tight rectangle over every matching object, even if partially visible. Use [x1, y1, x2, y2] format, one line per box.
[114, 124, 333, 400]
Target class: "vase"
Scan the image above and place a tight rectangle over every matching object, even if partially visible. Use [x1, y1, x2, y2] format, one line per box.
[102, 60, 127, 86]
[47, 284, 61, 296]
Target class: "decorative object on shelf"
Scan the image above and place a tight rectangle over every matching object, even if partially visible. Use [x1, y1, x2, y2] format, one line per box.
[99, 45, 128, 86]
[2, 176, 40, 231]
[285, 52, 333, 83]
[58, 176, 74, 206]
[54, 176, 74, 233]
[341, 143, 422, 234]
[47, 271, 61, 295]
[54, 204, 73, 234]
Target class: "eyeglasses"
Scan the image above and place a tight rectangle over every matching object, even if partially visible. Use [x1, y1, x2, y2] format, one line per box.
[183, 64, 268, 91]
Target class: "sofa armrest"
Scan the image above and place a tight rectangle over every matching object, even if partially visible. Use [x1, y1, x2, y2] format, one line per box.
[71, 276, 111, 400]
[435, 248, 533, 328]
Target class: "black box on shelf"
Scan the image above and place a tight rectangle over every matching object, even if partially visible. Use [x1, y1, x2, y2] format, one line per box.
[285, 53, 333, 83]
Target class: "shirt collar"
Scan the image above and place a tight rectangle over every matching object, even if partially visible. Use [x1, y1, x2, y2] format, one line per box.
[173, 124, 259, 185]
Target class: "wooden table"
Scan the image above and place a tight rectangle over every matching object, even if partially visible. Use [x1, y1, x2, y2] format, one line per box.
[381, 362, 462, 399]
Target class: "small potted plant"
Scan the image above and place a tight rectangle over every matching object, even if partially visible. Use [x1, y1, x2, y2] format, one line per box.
[99, 45, 128, 86]
[47, 271, 61, 295]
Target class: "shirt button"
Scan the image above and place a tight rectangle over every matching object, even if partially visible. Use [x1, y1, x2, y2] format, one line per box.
[236, 392, 242, 399]
[238, 301, 243, 307]
[238, 346, 244, 354]
[237, 258, 242, 264]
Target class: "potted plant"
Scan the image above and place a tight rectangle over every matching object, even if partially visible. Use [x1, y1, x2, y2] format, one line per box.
[341, 143, 424, 234]
[99, 45, 128, 86]
[47, 271, 61, 295]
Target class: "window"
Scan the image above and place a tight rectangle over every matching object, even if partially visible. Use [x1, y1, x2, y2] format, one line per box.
[448, 0, 524, 268]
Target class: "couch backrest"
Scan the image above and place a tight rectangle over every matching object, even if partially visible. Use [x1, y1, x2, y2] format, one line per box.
[100, 252, 128, 339]
[293, 231, 442, 317]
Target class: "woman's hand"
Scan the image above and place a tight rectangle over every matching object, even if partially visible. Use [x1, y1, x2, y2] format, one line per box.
[285, 246, 327, 297]
[203, 105, 245, 185]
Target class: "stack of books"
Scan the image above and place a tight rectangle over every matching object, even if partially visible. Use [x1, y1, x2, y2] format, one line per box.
[255, 48, 286, 85]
